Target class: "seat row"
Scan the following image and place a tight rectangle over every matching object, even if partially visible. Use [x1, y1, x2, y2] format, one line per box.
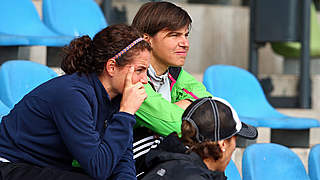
[203, 64, 320, 129]
[0, 61, 320, 179]
[226, 143, 320, 180]
[0, 0, 108, 47]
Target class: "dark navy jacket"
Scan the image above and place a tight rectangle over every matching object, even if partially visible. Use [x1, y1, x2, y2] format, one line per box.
[141, 133, 227, 180]
[0, 73, 137, 180]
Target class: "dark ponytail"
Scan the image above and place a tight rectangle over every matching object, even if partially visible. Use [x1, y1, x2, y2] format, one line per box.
[61, 35, 95, 74]
[61, 24, 151, 75]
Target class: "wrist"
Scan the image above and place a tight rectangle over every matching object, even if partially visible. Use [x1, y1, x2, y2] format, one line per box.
[119, 108, 135, 115]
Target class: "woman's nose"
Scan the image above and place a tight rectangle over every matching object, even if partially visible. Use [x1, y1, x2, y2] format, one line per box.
[140, 74, 148, 84]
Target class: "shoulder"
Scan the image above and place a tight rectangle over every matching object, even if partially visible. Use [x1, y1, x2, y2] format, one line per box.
[29, 73, 96, 105]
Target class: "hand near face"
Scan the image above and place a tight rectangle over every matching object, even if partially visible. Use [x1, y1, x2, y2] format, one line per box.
[119, 66, 147, 115]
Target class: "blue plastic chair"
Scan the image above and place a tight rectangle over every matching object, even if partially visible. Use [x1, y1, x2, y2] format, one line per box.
[0, 60, 58, 109]
[42, 0, 108, 38]
[225, 159, 242, 180]
[309, 144, 320, 180]
[242, 143, 309, 180]
[0, 100, 10, 122]
[203, 65, 320, 129]
[0, 33, 30, 46]
[0, 0, 73, 46]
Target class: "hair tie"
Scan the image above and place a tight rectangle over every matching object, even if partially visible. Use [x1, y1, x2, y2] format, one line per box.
[111, 37, 144, 60]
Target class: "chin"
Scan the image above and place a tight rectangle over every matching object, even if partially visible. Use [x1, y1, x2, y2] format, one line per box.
[172, 60, 186, 67]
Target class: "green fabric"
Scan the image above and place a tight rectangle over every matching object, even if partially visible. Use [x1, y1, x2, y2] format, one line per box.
[135, 68, 213, 136]
[271, 4, 320, 58]
[72, 160, 81, 167]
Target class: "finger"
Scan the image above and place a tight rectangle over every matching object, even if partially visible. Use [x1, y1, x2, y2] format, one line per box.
[125, 66, 134, 87]
[133, 82, 144, 89]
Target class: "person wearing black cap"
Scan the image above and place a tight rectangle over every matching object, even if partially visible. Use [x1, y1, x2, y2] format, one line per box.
[140, 97, 258, 180]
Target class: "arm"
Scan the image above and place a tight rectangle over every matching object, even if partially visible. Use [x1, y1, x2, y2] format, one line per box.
[51, 90, 135, 180]
[135, 69, 213, 136]
[109, 139, 137, 180]
[135, 83, 185, 136]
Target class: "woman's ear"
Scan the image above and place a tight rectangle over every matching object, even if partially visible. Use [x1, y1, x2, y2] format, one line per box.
[105, 59, 117, 76]
[144, 33, 152, 44]
[218, 140, 227, 152]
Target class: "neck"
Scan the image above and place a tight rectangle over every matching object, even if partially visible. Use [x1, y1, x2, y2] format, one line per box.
[98, 73, 118, 100]
[203, 158, 226, 172]
[150, 56, 168, 76]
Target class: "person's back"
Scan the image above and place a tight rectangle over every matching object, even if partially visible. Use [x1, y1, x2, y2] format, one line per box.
[141, 134, 227, 180]
[141, 97, 258, 180]
[0, 73, 104, 169]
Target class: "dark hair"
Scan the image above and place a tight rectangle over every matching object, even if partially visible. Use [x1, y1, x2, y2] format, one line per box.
[180, 101, 233, 161]
[61, 24, 151, 75]
[132, 1, 192, 36]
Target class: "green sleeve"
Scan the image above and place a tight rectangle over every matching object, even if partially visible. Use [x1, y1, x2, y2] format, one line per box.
[135, 69, 213, 137]
[135, 83, 184, 136]
[171, 69, 213, 103]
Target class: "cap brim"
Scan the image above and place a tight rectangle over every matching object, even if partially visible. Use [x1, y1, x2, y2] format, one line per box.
[237, 122, 258, 140]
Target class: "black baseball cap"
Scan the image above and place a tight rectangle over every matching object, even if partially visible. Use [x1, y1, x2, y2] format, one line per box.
[182, 97, 258, 142]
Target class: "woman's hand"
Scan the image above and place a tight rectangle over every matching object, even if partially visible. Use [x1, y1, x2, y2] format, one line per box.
[174, 99, 192, 110]
[119, 67, 147, 115]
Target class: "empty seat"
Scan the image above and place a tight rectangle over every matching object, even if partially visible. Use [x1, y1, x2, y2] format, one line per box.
[0, 0, 73, 46]
[0, 100, 10, 122]
[203, 64, 320, 129]
[0, 60, 58, 109]
[309, 144, 320, 180]
[242, 143, 309, 180]
[42, 0, 108, 38]
[0, 33, 30, 46]
[225, 159, 242, 180]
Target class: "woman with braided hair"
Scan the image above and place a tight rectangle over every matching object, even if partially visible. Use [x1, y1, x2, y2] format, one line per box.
[0, 24, 151, 180]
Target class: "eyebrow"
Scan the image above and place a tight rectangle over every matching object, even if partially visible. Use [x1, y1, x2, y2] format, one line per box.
[135, 65, 148, 70]
[166, 30, 190, 36]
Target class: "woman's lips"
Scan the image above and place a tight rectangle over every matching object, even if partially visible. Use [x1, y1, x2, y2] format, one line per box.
[175, 51, 187, 56]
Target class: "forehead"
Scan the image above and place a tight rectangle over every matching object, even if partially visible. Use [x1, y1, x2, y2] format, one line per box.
[128, 50, 150, 66]
[158, 25, 189, 35]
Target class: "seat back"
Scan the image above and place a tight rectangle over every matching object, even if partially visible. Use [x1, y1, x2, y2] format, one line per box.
[203, 65, 284, 119]
[0, 60, 58, 109]
[0, 0, 57, 36]
[225, 159, 242, 180]
[242, 143, 309, 180]
[309, 144, 320, 180]
[42, 0, 108, 38]
[0, 100, 10, 122]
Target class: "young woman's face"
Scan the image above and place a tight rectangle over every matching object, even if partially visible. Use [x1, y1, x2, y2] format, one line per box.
[112, 50, 150, 94]
[149, 25, 189, 68]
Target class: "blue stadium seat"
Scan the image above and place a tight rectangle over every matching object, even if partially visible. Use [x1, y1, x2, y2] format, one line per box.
[0, 33, 30, 46]
[225, 159, 242, 180]
[0, 0, 73, 46]
[0, 60, 58, 109]
[203, 65, 320, 129]
[309, 144, 320, 180]
[42, 0, 108, 38]
[0, 100, 10, 122]
[242, 143, 309, 180]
